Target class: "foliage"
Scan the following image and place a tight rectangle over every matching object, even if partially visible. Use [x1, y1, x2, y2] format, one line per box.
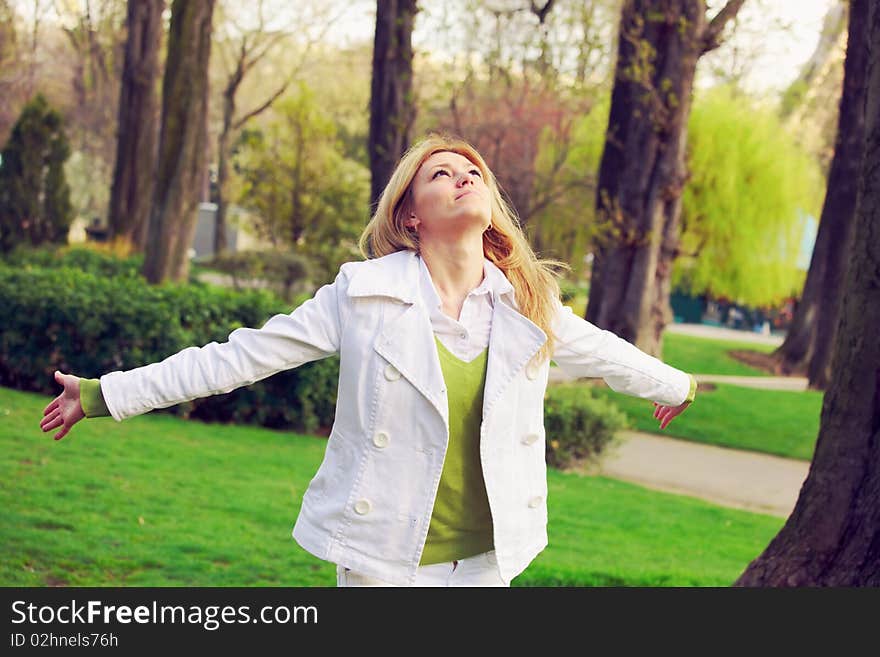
[0, 95, 73, 253]
[676, 86, 825, 306]
[233, 84, 368, 282]
[205, 249, 311, 302]
[543, 383, 628, 468]
[529, 91, 610, 273]
[1, 244, 143, 278]
[0, 263, 339, 434]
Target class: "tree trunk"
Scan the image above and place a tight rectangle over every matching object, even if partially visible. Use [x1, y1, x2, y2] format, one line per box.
[214, 68, 238, 255]
[735, 0, 880, 586]
[586, 0, 744, 356]
[368, 0, 417, 209]
[107, 0, 163, 249]
[142, 0, 215, 284]
[775, 1, 867, 383]
[807, 0, 869, 390]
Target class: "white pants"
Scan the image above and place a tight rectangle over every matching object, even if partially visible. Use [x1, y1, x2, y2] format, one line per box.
[336, 550, 508, 587]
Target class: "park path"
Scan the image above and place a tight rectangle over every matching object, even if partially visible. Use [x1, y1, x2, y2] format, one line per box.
[589, 430, 809, 517]
[556, 323, 811, 518]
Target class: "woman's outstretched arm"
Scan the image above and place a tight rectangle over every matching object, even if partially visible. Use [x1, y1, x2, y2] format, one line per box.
[39, 264, 355, 438]
[550, 299, 696, 428]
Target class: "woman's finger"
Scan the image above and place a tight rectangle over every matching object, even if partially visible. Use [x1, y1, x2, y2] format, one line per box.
[40, 410, 61, 430]
[42, 398, 59, 416]
[42, 416, 63, 432]
[54, 425, 70, 441]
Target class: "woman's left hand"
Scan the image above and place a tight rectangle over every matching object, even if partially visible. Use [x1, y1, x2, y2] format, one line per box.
[652, 400, 691, 430]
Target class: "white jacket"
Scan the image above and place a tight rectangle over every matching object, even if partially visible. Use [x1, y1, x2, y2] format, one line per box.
[100, 249, 692, 585]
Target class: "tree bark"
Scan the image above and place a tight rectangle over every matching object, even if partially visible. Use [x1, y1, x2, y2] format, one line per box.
[107, 0, 163, 249]
[735, 0, 880, 587]
[586, 0, 745, 356]
[142, 0, 215, 284]
[775, 1, 867, 383]
[807, 0, 869, 390]
[214, 56, 241, 255]
[368, 0, 417, 209]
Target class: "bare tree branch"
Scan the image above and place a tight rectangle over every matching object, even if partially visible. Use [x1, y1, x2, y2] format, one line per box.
[702, 0, 747, 54]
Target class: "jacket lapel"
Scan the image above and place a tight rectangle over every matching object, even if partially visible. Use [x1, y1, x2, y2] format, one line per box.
[483, 292, 547, 419]
[374, 303, 448, 428]
[347, 250, 448, 427]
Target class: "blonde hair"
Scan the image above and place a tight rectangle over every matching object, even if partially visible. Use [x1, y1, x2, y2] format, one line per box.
[358, 133, 568, 364]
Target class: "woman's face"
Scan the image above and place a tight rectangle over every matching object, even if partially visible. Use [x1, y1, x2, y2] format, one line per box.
[406, 151, 492, 240]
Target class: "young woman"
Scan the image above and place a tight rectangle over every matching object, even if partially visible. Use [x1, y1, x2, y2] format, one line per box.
[40, 134, 695, 587]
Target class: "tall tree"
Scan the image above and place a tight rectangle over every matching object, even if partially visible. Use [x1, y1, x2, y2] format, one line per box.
[735, 0, 880, 586]
[0, 94, 72, 253]
[368, 0, 417, 209]
[142, 0, 215, 284]
[585, 0, 745, 356]
[773, 0, 868, 389]
[107, 0, 164, 248]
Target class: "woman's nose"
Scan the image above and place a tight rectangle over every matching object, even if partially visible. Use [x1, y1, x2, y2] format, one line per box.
[456, 172, 475, 186]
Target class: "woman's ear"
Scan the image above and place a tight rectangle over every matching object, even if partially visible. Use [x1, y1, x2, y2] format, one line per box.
[405, 212, 419, 230]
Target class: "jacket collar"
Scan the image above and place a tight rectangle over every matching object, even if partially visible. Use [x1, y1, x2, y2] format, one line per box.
[360, 250, 548, 428]
[347, 249, 518, 310]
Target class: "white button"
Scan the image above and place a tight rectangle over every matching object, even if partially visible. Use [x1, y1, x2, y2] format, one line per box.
[354, 499, 372, 515]
[526, 363, 539, 380]
[522, 433, 540, 446]
[373, 431, 390, 448]
[459, 332, 467, 340]
[384, 364, 401, 381]
[528, 496, 543, 509]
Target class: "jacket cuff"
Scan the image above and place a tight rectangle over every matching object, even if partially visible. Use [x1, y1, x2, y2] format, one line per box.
[80, 378, 110, 418]
[684, 374, 697, 404]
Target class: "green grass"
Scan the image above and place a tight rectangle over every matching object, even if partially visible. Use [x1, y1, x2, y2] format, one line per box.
[2, 386, 782, 587]
[590, 383, 822, 461]
[660, 332, 776, 377]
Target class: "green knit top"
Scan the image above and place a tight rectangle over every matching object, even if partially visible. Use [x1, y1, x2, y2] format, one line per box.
[419, 336, 494, 565]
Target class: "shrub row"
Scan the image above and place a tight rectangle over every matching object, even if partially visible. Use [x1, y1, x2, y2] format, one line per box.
[0, 264, 338, 433]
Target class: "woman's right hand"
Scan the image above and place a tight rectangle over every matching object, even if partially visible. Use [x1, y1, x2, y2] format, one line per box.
[40, 371, 85, 441]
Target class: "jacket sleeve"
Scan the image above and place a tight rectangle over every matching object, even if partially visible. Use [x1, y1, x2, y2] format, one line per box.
[550, 298, 693, 407]
[99, 265, 352, 422]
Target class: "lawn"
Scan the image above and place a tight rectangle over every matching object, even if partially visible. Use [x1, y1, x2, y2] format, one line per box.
[588, 382, 821, 461]
[660, 332, 777, 377]
[2, 386, 782, 587]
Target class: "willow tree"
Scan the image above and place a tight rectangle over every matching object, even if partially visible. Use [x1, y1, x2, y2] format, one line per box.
[586, 0, 746, 356]
[674, 87, 824, 307]
[736, 0, 880, 585]
[142, 0, 215, 284]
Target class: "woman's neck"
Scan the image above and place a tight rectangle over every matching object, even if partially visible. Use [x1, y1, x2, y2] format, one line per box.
[419, 240, 485, 320]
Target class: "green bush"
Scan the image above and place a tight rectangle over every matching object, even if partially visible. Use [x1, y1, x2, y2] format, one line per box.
[543, 384, 628, 468]
[204, 249, 310, 301]
[0, 264, 338, 433]
[2, 245, 144, 278]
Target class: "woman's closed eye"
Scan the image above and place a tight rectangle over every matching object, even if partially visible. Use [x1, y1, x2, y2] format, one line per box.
[431, 168, 482, 180]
